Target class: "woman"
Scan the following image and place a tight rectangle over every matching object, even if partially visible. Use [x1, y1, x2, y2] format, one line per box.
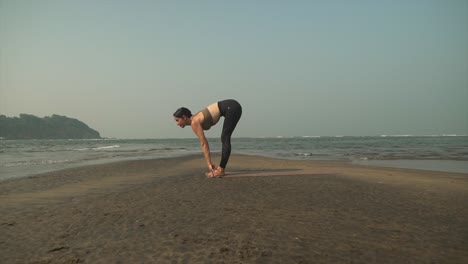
[173, 99, 242, 178]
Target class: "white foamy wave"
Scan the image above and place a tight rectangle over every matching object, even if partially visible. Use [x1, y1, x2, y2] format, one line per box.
[380, 134, 467, 138]
[295, 152, 312, 156]
[45, 159, 71, 164]
[92, 145, 120, 150]
[420, 134, 468, 137]
[2, 159, 71, 167]
[380, 135, 413, 137]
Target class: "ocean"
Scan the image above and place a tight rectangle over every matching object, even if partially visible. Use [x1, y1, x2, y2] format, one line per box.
[1, 136, 467, 181]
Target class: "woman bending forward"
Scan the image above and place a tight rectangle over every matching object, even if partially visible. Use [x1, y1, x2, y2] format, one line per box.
[173, 99, 242, 178]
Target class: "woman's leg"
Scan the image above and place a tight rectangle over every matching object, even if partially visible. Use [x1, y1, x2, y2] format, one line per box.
[219, 101, 242, 169]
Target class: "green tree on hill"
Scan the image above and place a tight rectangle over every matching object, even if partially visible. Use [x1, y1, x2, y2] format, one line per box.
[0, 114, 101, 139]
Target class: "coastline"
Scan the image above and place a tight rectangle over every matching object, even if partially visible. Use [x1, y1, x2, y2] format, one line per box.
[1, 154, 467, 263]
[2, 154, 468, 183]
[2, 136, 467, 182]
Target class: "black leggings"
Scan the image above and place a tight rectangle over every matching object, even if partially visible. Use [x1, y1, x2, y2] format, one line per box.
[218, 100, 242, 169]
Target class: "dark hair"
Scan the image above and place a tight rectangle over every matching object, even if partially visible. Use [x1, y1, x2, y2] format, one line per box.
[173, 107, 192, 118]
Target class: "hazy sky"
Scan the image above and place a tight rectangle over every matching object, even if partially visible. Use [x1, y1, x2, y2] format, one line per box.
[1, 0, 467, 138]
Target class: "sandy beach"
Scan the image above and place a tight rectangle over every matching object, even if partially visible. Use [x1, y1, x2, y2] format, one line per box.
[1, 154, 467, 263]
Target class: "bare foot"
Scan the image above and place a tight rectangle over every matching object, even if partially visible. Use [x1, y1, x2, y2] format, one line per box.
[205, 171, 216, 178]
[213, 167, 225, 177]
[205, 168, 225, 178]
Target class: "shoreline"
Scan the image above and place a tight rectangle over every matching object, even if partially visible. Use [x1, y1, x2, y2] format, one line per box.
[2, 152, 468, 183]
[2, 136, 467, 182]
[351, 159, 468, 174]
[1, 154, 467, 263]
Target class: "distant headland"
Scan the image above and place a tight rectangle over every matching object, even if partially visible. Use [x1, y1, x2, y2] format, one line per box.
[0, 114, 101, 139]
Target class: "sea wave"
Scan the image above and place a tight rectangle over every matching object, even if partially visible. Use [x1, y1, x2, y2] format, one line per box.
[380, 134, 468, 137]
[2, 136, 467, 180]
[92, 145, 120, 150]
[294, 152, 313, 156]
[2, 159, 71, 167]
[380, 135, 413, 137]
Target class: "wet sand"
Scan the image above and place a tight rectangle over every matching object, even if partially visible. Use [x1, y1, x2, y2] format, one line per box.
[1, 154, 468, 263]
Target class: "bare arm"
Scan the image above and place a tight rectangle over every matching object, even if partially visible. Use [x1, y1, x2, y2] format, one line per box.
[191, 122, 215, 171]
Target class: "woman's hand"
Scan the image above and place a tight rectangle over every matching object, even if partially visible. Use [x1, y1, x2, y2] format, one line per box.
[208, 163, 216, 171]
